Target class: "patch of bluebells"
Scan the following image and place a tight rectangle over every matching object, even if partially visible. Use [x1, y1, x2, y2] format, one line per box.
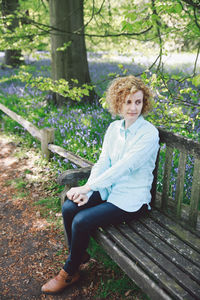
[1, 79, 44, 99]
[184, 155, 194, 204]
[44, 101, 112, 163]
[170, 151, 180, 200]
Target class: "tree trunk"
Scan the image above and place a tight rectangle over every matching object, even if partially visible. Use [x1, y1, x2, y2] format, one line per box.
[2, 0, 22, 67]
[49, 0, 93, 105]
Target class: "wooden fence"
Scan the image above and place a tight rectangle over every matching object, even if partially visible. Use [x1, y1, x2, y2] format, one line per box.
[0, 103, 92, 167]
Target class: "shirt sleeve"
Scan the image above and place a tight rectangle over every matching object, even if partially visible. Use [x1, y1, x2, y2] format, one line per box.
[86, 191, 93, 199]
[87, 124, 111, 185]
[88, 128, 159, 190]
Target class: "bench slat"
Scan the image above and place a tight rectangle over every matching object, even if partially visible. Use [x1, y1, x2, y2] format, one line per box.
[150, 210, 200, 254]
[117, 223, 200, 299]
[158, 128, 200, 158]
[93, 230, 172, 300]
[104, 226, 195, 300]
[131, 220, 200, 284]
[161, 146, 173, 211]
[155, 192, 200, 236]
[175, 152, 187, 218]
[189, 158, 200, 228]
[141, 215, 200, 267]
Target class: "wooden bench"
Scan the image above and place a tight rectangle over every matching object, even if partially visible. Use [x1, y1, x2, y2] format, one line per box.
[57, 128, 200, 300]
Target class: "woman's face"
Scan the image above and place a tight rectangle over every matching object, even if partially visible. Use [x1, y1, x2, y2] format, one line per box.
[120, 90, 144, 128]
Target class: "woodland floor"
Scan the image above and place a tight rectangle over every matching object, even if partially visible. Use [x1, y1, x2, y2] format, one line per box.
[0, 132, 145, 300]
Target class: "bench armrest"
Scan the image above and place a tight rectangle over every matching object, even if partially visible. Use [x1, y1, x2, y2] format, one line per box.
[57, 166, 92, 186]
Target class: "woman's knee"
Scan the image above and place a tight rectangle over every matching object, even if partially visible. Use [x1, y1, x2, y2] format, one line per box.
[72, 212, 92, 233]
[72, 210, 96, 232]
[62, 198, 77, 218]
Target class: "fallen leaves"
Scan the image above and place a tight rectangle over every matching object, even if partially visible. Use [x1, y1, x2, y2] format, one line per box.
[0, 133, 143, 300]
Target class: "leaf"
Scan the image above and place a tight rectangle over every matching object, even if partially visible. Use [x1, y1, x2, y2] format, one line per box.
[56, 42, 72, 52]
[171, 75, 181, 80]
[125, 12, 137, 22]
[174, 3, 182, 14]
[121, 21, 134, 32]
[192, 75, 200, 87]
[118, 64, 124, 70]
[151, 14, 160, 23]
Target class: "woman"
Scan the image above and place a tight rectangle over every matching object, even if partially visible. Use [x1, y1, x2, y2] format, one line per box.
[41, 75, 159, 294]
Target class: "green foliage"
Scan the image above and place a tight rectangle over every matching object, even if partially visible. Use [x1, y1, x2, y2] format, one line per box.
[4, 177, 27, 189]
[1, 0, 199, 56]
[88, 238, 149, 299]
[192, 74, 200, 87]
[4, 177, 29, 198]
[33, 196, 61, 213]
[13, 178, 27, 189]
[56, 42, 72, 52]
[0, 0, 49, 52]
[97, 277, 138, 299]
[6, 64, 94, 101]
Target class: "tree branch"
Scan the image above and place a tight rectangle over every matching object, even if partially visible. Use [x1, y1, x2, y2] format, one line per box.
[2, 13, 154, 39]
[193, 43, 200, 76]
[159, 72, 200, 108]
[193, 6, 200, 30]
[80, 25, 153, 37]
[84, 0, 95, 28]
[181, 0, 200, 10]
[151, 0, 163, 71]
[40, 0, 48, 11]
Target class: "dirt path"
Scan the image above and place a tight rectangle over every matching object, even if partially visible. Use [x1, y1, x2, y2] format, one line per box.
[0, 134, 100, 300]
[0, 133, 143, 300]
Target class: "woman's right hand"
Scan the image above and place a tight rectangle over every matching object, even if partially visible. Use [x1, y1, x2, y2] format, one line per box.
[72, 193, 89, 207]
[66, 185, 91, 201]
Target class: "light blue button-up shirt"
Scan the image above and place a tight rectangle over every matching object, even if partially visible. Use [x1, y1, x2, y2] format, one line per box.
[87, 115, 159, 212]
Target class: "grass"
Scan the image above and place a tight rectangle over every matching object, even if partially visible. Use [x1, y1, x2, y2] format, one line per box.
[97, 277, 137, 299]
[33, 196, 61, 214]
[14, 178, 27, 189]
[87, 238, 150, 299]
[5, 177, 28, 190]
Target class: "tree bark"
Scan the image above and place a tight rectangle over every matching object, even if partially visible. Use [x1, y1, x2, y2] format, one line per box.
[49, 0, 92, 105]
[1, 0, 22, 67]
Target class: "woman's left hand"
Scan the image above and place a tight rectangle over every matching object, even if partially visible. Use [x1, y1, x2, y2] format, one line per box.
[66, 184, 91, 201]
[73, 193, 89, 206]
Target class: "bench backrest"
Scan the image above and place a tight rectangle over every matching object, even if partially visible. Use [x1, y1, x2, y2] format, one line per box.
[151, 128, 200, 232]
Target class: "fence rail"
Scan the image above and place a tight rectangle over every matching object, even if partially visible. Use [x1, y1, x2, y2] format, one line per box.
[0, 103, 42, 141]
[48, 144, 93, 167]
[0, 102, 81, 163]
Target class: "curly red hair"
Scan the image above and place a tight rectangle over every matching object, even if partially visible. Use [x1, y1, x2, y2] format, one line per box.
[106, 75, 153, 116]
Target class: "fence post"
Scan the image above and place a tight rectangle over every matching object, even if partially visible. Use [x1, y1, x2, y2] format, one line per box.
[41, 128, 55, 160]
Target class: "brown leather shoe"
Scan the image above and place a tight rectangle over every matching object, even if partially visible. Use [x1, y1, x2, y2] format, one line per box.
[41, 269, 80, 294]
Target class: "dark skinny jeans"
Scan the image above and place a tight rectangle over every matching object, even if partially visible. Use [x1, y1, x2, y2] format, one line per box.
[62, 191, 147, 275]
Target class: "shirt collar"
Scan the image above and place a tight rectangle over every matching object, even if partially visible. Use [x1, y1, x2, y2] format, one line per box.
[120, 115, 144, 134]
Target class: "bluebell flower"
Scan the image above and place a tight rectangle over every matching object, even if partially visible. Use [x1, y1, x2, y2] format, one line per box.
[71, 163, 78, 169]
